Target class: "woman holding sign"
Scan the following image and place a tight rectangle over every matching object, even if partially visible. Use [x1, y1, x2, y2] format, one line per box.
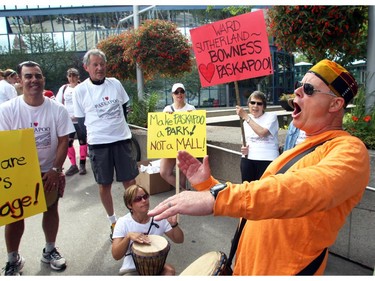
[236, 91, 279, 182]
[160, 83, 196, 191]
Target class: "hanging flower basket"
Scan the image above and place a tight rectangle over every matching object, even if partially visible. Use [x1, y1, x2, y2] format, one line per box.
[123, 19, 192, 80]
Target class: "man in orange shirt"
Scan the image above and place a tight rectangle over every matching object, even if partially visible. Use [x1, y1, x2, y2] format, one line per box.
[148, 59, 370, 275]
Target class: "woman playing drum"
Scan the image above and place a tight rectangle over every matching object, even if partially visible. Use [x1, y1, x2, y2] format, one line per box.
[112, 184, 184, 275]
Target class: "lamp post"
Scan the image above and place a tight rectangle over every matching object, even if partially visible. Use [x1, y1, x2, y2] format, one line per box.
[133, 5, 144, 100]
[117, 5, 156, 100]
[366, 6, 375, 114]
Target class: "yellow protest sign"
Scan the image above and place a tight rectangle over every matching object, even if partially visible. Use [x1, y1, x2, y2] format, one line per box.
[147, 110, 207, 159]
[0, 129, 46, 226]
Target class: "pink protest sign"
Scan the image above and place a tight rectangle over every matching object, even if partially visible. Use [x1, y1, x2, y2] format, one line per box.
[190, 10, 273, 87]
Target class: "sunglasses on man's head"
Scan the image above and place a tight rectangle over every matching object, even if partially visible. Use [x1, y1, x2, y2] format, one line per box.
[249, 101, 263, 106]
[133, 194, 149, 203]
[294, 81, 336, 97]
[174, 90, 185, 95]
[16, 61, 41, 74]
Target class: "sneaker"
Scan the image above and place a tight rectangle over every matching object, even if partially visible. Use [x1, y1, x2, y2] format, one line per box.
[41, 248, 66, 271]
[65, 165, 79, 176]
[79, 164, 87, 175]
[2, 255, 25, 276]
[110, 223, 116, 242]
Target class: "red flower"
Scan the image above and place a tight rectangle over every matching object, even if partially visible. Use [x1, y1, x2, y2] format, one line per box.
[352, 116, 359, 122]
[363, 116, 371, 122]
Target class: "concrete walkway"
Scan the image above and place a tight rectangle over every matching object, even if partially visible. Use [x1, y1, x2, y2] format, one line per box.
[1, 141, 373, 276]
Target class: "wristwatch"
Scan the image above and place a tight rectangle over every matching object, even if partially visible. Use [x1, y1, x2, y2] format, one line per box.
[51, 167, 63, 173]
[210, 183, 227, 199]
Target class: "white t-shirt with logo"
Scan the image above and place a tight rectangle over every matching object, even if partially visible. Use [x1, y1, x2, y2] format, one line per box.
[0, 96, 75, 172]
[73, 77, 131, 145]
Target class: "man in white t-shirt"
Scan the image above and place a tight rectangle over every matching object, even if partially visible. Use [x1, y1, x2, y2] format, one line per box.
[73, 49, 139, 242]
[0, 61, 75, 276]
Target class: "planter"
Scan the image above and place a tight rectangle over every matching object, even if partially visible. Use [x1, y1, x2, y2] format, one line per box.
[279, 100, 294, 111]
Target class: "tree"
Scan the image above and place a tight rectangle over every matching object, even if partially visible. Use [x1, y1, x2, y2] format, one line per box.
[1, 27, 80, 93]
[267, 6, 368, 66]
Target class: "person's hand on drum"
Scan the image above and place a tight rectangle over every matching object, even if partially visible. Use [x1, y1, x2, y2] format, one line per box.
[128, 232, 151, 244]
[177, 151, 211, 186]
[148, 190, 214, 221]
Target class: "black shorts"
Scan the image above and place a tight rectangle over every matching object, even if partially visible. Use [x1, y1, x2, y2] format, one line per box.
[88, 140, 139, 185]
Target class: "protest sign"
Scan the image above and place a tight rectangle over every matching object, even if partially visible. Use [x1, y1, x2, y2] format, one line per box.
[0, 129, 46, 226]
[190, 10, 273, 87]
[147, 110, 206, 159]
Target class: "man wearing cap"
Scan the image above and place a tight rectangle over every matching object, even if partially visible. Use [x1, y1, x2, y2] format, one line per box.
[0, 69, 18, 105]
[148, 59, 370, 275]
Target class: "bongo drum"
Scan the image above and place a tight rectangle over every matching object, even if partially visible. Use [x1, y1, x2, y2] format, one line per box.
[131, 234, 170, 275]
[180, 251, 228, 276]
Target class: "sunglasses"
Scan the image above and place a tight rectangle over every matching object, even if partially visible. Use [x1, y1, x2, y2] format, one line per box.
[173, 90, 185, 95]
[133, 194, 149, 203]
[295, 81, 336, 97]
[68, 74, 78, 77]
[249, 101, 263, 106]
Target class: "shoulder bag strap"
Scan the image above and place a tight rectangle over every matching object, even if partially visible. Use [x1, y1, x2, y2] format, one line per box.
[225, 140, 330, 273]
[146, 217, 154, 235]
[62, 84, 68, 105]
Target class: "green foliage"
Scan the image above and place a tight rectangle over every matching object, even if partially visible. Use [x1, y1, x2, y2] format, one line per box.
[128, 92, 160, 128]
[1, 26, 82, 93]
[343, 88, 375, 149]
[0, 52, 81, 94]
[267, 6, 368, 66]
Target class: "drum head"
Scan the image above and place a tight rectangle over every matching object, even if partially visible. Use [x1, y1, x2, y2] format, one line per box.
[131, 235, 170, 275]
[180, 251, 226, 276]
[44, 188, 58, 207]
[132, 235, 169, 256]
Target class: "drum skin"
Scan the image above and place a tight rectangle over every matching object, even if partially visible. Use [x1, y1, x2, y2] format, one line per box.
[131, 235, 170, 275]
[180, 251, 228, 276]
